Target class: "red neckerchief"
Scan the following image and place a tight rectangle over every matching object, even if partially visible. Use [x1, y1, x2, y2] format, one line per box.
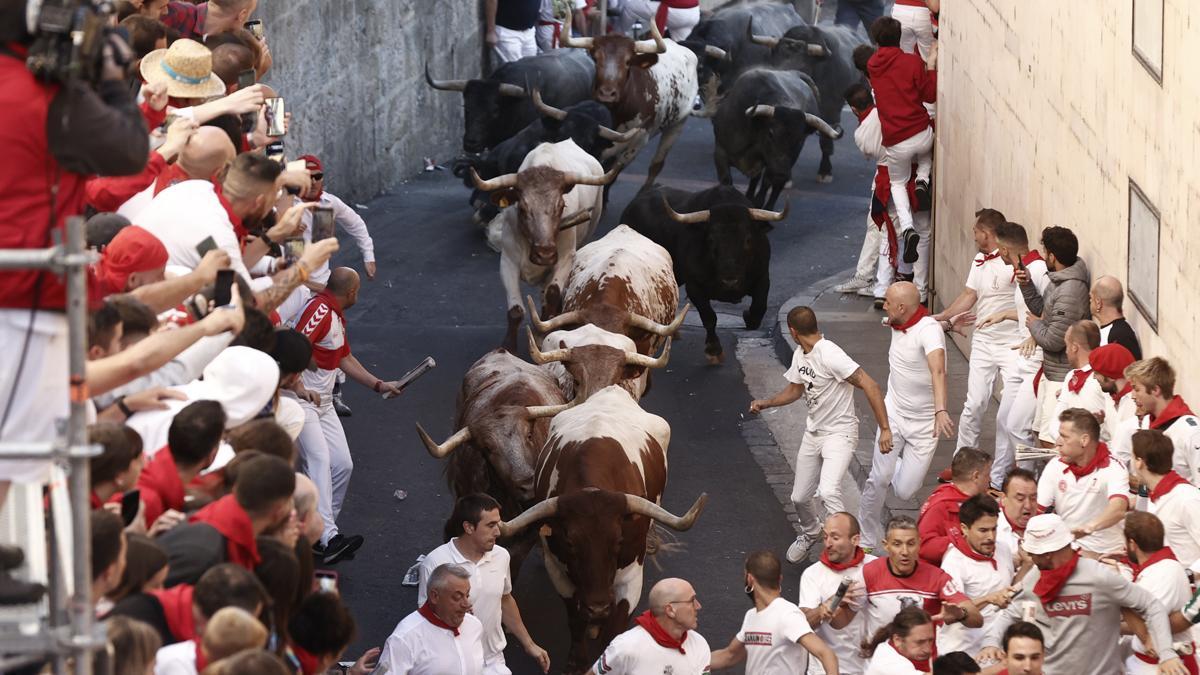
[1132, 547, 1178, 581]
[1033, 549, 1080, 604]
[1150, 471, 1192, 503]
[290, 642, 322, 675]
[190, 495, 261, 568]
[89, 491, 103, 509]
[152, 163, 190, 197]
[1002, 508, 1026, 537]
[821, 546, 865, 572]
[855, 104, 875, 123]
[1012, 250, 1043, 282]
[417, 601, 460, 636]
[919, 483, 968, 523]
[137, 446, 185, 514]
[148, 584, 196, 641]
[1112, 381, 1133, 405]
[635, 610, 688, 654]
[1066, 366, 1093, 394]
[891, 305, 930, 333]
[1064, 442, 1112, 479]
[654, 0, 700, 34]
[975, 249, 1002, 266]
[950, 530, 996, 570]
[1151, 396, 1195, 430]
[191, 639, 208, 672]
[212, 182, 248, 247]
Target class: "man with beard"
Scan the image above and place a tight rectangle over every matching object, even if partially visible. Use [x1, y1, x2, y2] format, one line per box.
[1125, 357, 1200, 483]
[798, 512, 875, 674]
[710, 551, 839, 674]
[863, 606, 935, 675]
[995, 469, 1037, 581]
[1089, 343, 1138, 463]
[937, 495, 1017, 658]
[978, 514, 1186, 675]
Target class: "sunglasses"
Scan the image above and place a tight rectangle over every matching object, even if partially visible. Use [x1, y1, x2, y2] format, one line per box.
[310, 172, 324, 181]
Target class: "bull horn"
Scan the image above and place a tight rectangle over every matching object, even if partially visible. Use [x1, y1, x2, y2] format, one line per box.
[527, 326, 571, 365]
[804, 113, 843, 139]
[747, 20, 779, 48]
[415, 423, 471, 459]
[498, 82, 527, 98]
[634, 18, 667, 54]
[499, 496, 560, 537]
[626, 303, 691, 336]
[424, 63, 468, 92]
[624, 492, 709, 531]
[525, 295, 583, 333]
[807, 43, 829, 57]
[661, 195, 710, 224]
[704, 45, 728, 60]
[559, 208, 594, 231]
[525, 401, 575, 419]
[596, 124, 640, 143]
[559, 30, 594, 50]
[566, 166, 620, 187]
[469, 167, 520, 192]
[531, 87, 568, 120]
[748, 201, 789, 222]
[745, 104, 776, 118]
[625, 337, 671, 369]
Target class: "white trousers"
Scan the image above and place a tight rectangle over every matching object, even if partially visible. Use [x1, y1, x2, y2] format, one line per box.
[1002, 355, 1042, 475]
[493, 25, 537, 65]
[853, 214, 884, 284]
[535, 22, 564, 52]
[791, 430, 859, 537]
[873, 211, 931, 300]
[1033, 377, 1065, 443]
[859, 413, 938, 548]
[297, 400, 353, 545]
[0, 311, 68, 483]
[956, 338, 1023, 488]
[891, 3, 935, 59]
[883, 126, 934, 236]
[621, 0, 700, 39]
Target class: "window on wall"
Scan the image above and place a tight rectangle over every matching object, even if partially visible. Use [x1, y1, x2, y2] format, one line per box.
[1133, 0, 1164, 82]
[1128, 180, 1160, 329]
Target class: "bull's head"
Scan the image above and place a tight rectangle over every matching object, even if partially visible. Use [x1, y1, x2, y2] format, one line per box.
[425, 63, 526, 153]
[748, 21, 831, 63]
[663, 194, 788, 293]
[530, 89, 639, 158]
[470, 166, 617, 267]
[500, 488, 707, 620]
[744, 103, 842, 179]
[560, 21, 667, 104]
[525, 321, 680, 402]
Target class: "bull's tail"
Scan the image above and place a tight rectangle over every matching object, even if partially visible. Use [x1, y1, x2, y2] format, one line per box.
[645, 523, 688, 570]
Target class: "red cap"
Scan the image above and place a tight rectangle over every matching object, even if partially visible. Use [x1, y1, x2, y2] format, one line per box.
[1089, 343, 1135, 380]
[97, 226, 168, 295]
[298, 154, 322, 172]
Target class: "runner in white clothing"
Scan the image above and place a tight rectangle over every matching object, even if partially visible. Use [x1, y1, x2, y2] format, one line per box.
[750, 306, 891, 563]
[1133, 430, 1200, 572]
[378, 564, 486, 675]
[1124, 511, 1199, 675]
[859, 281, 953, 549]
[798, 513, 875, 675]
[937, 495, 1018, 658]
[1045, 322, 1107, 443]
[862, 606, 933, 675]
[709, 551, 839, 674]
[1088, 344, 1138, 460]
[592, 578, 711, 675]
[1125, 357, 1200, 484]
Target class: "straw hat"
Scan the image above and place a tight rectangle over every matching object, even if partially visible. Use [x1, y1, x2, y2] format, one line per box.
[140, 38, 226, 98]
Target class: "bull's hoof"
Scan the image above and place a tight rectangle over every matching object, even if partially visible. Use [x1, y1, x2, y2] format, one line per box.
[704, 349, 725, 365]
[743, 310, 763, 330]
[543, 285, 563, 318]
[816, 173, 833, 184]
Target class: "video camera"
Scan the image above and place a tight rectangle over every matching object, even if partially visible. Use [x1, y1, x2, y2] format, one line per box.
[24, 0, 122, 85]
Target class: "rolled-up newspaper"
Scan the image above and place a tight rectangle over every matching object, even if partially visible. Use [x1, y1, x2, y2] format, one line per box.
[382, 356, 436, 399]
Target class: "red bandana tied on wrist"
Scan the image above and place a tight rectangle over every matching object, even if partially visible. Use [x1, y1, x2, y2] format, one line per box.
[1064, 442, 1112, 479]
[950, 530, 996, 569]
[821, 546, 866, 572]
[1151, 396, 1195, 430]
[1132, 547, 1178, 581]
[1033, 549, 1080, 604]
[1150, 471, 1192, 503]
[635, 610, 688, 654]
[418, 601, 460, 636]
[891, 305, 929, 333]
[975, 250, 1001, 266]
[1066, 367, 1092, 394]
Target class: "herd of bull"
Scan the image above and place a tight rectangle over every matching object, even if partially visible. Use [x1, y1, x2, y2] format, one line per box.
[414, 1, 870, 670]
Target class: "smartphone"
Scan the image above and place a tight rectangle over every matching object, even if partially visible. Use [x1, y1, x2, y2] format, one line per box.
[195, 235, 217, 258]
[244, 19, 264, 40]
[214, 269, 235, 308]
[264, 97, 286, 137]
[315, 570, 338, 594]
[120, 490, 140, 527]
[266, 140, 285, 164]
[311, 207, 335, 242]
[283, 237, 305, 264]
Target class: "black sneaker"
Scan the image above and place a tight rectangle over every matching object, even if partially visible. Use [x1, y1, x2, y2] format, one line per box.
[902, 229, 920, 264]
[0, 544, 24, 572]
[873, 297, 885, 310]
[914, 178, 931, 211]
[0, 573, 45, 606]
[322, 534, 364, 565]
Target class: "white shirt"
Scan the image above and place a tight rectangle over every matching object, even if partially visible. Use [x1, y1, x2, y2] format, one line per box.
[1037, 454, 1130, 554]
[593, 622, 711, 675]
[784, 338, 861, 435]
[1129, 558, 1193, 660]
[296, 191, 375, 285]
[884, 316, 945, 419]
[1048, 367, 1109, 442]
[1137, 413, 1200, 485]
[154, 640, 198, 675]
[378, 610, 485, 675]
[798, 554, 876, 675]
[853, 108, 885, 163]
[965, 251, 1019, 344]
[417, 540, 512, 664]
[937, 544, 1013, 657]
[289, 294, 348, 397]
[136, 179, 252, 281]
[1102, 391, 1138, 458]
[1014, 256, 1050, 363]
[1149, 482, 1200, 573]
[864, 641, 922, 675]
[735, 597, 815, 675]
[995, 510, 1024, 576]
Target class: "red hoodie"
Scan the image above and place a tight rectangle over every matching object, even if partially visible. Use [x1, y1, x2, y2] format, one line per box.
[136, 447, 186, 529]
[917, 483, 969, 564]
[867, 46, 937, 146]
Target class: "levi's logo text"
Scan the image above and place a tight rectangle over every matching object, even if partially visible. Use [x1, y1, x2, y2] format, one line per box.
[1043, 593, 1092, 617]
[743, 631, 773, 646]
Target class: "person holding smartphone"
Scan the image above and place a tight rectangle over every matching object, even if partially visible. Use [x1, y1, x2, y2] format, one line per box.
[292, 155, 378, 289]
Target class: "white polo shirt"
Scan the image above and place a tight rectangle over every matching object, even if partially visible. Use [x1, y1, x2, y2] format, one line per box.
[798, 553, 876, 675]
[1128, 557, 1194, 670]
[136, 179, 253, 281]
[734, 597, 814, 674]
[884, 315, 945, 419]
[965, 251, 1019, 344]
[593, 622, 711, 675]
[1036, 452, 1130, 554]
[1137, 413, 1200, 485]
[864, 640, 922, 675]
[377, 609, 485, 675]
[937, 543, 1013, 657]
[1048, 367, 1109, 442]
[784, 338, 861, 435]
[417, 540, 512, 666]
[1149, 481, 1200, 573]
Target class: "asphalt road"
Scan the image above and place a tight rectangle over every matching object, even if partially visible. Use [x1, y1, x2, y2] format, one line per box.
[324, 108, 875, 673]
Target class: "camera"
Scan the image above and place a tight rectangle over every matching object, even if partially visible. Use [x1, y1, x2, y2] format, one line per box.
[25, 0, 122, 84]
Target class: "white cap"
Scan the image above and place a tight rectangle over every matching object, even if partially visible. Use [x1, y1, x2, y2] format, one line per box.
[1022, 514, 1074, 554]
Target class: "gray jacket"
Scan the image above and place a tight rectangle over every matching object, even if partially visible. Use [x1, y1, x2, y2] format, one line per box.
[1021, 258, 1091, 381]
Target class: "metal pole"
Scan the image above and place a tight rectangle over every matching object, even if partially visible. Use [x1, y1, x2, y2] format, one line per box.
[599, 0, 607, 35]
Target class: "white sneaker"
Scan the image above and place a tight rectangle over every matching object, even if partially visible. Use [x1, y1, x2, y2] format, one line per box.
[786, 533, 817, 564]
[834, 277, 871, 293]
[856, 285, 876, 297]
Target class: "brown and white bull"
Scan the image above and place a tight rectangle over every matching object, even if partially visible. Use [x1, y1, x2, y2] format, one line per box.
[499, 385, 708, 672]
[528, 325, 670, 401]
[471, 139, 617, 351]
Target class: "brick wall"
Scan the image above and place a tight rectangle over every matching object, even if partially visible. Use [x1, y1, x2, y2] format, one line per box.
[253, 0, 483, 202]
[933, 0, 1200, 398]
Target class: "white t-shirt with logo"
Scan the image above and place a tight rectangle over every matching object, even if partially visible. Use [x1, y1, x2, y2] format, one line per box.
[735, 597, 815, 675]
[592, 623, 711, 675]
[784, 338, 861, 435]
[884, 316, 945, 419]
[798, 554, 877, 675]
[965, 251, 1019, 344]
[937, 545, 1013, 657]
[1037, 455, 1130, 554]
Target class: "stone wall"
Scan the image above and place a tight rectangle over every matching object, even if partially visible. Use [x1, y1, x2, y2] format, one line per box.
[933, 0, 1200, 398]
[253, 0, 484, 202]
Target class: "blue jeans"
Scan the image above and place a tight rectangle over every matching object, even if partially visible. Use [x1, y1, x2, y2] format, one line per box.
[836, 0, 885, 31]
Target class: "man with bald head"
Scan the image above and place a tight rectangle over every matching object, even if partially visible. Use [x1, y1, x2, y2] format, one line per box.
[293, 473, 322, 544]
[858, 281, 953, 550]
[291, 267, 403, 565]
[592, 577, 711, 674]
[1089, 275, 1142, 359]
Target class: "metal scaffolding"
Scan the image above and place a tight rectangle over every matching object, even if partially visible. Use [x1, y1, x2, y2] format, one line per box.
[0, 215, 105, 674]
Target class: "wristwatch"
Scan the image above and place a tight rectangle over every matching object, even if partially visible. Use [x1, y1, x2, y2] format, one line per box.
[115, 396, 133, 418]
